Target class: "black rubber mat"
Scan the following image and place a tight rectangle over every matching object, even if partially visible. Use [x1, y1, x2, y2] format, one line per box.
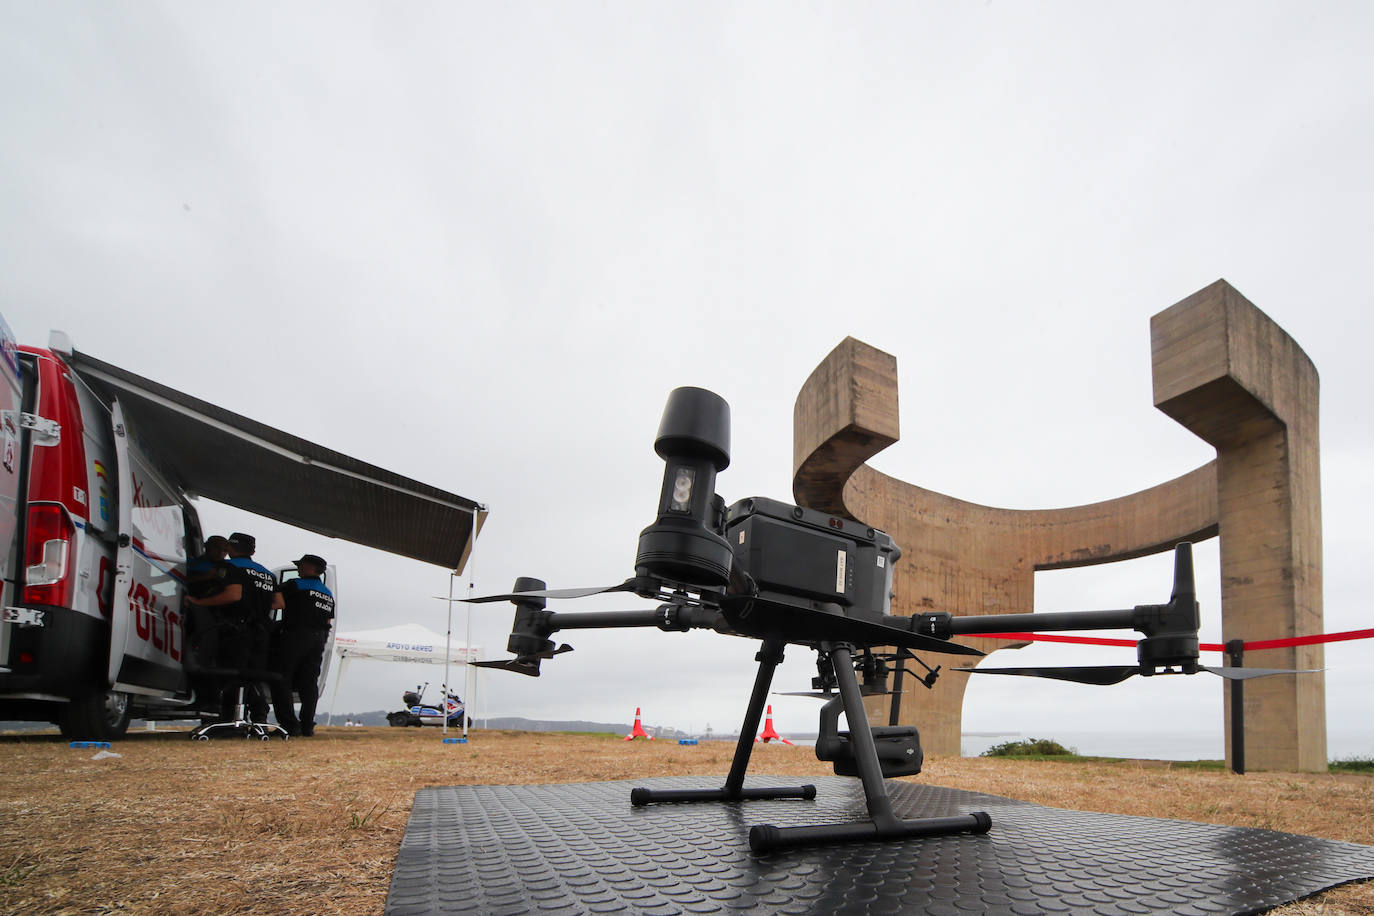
[386, 775, 1374, 915]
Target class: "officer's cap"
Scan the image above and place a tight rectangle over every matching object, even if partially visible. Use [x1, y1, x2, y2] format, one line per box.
[295, 554, 327, 571]
[227, 532, 256, 552]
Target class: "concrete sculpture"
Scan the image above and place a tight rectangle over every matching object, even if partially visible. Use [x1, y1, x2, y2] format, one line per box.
[793, 279, 1325, 771]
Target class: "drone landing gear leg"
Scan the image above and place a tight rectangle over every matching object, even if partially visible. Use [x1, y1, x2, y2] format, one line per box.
[748, 644, 991, 854]
[629, 638, 817, 807]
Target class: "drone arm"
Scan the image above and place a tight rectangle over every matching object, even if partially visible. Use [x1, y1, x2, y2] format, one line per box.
[491, 593, 725, 676]
[543, 603, 723, 634]
[915, 543, 1200, 644]
[938, 608, 1139, 637]
[547, 609, 674, 630]
[921, 602, 1198, 640]
[941, 544, 1203, 675]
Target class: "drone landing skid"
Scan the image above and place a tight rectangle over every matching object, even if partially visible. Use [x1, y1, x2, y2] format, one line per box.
[630, 639, 817, 812]
[628, 639, 992, 854]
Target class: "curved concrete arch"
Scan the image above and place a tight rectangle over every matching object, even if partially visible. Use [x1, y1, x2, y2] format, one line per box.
[793, 280, 1324, 770]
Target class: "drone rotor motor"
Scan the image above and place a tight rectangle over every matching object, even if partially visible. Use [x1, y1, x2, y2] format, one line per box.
[505, 577, 558, 661]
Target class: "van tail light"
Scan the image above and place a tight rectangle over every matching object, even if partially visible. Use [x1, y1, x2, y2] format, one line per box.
[24, 503, 76, 607]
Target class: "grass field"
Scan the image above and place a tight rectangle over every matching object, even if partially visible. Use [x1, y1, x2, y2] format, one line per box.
[1, 727, 1370, 915]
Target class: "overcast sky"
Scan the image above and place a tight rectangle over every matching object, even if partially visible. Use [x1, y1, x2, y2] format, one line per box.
[4, 2, 1371, 756]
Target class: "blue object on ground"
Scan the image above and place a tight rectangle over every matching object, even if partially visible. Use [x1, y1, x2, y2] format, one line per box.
[69, 741, 112, 749]
[442, 737, 468, 744]
[678, 739, 699, 745]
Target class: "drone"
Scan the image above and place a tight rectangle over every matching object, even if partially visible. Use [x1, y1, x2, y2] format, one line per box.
[469, 387, 1301, 854]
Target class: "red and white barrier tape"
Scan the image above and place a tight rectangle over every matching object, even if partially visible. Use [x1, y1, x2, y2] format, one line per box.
[972, 628, 1374, 652]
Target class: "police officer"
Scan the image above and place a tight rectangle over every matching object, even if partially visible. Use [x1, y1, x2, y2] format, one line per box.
[188, 532, 276, 722]
[188, 535, 230, 581]
[184, 535, 230, 703]
[269, 554, 335, 737]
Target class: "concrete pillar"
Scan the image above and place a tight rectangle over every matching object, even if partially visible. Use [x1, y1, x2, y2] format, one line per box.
[1152, 280, 1324, 772]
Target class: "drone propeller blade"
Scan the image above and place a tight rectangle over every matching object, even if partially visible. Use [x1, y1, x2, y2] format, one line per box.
[461, 581, 638, 604]
[472, 658, 543, 677]
[472, 644, 574, 677]
[955, 665, 1141, 686]
[1200, 665, 1322, 680]
[723, 598, 984, 657]
[864, 616, 981, 656]
[812, 612, 983, 656]
[958, 662, 1322, 685]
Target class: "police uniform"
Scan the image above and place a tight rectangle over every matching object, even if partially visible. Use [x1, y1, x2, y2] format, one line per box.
[184, 537, 231, 700]
[218, 533, 278, 721]
[187, 549, 228, 594]
[269, 554, 335, 737]
[224, 555, 278, 628]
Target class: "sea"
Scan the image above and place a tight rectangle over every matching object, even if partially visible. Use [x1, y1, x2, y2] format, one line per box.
[959, 728, 1373, 762]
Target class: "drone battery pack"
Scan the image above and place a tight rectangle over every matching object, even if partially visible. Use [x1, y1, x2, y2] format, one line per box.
[725, 497, 900, 618]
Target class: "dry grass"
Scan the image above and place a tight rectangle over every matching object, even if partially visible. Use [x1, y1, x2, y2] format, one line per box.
[0, 727, 1370, 915]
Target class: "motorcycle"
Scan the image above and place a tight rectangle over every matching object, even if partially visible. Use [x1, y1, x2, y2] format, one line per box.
[386, 682, 470, 728]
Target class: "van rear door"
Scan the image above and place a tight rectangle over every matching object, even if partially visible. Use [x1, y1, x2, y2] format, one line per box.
[0, 316, 26, 646]
[106, 399, 188, 695]
[106, 400, 134, 686]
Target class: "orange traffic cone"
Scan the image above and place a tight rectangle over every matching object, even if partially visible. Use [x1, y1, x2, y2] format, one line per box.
[758, 705, 794, 745]
[625, 707, 653, 741]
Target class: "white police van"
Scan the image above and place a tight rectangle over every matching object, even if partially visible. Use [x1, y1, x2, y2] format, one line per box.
[0, 317, 483, 739]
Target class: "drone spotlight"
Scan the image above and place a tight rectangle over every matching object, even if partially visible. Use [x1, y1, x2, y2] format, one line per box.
[633, 386, 734, 587]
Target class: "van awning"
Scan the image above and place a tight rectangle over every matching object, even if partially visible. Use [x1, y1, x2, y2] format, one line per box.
[62, 348, 486, 571]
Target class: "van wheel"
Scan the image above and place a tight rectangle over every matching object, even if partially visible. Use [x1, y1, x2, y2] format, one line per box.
[58, 690, 132, 741]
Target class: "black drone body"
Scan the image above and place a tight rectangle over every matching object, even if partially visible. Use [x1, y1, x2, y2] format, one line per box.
[470, 387, 1290, 853]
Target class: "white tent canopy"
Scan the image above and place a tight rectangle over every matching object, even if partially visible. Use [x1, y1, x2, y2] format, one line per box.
[334, 623, 480, 665]
[327, 623, 481, 725]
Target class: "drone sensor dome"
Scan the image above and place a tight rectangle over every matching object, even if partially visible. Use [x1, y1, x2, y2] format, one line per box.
[653, 386, 730, 470]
